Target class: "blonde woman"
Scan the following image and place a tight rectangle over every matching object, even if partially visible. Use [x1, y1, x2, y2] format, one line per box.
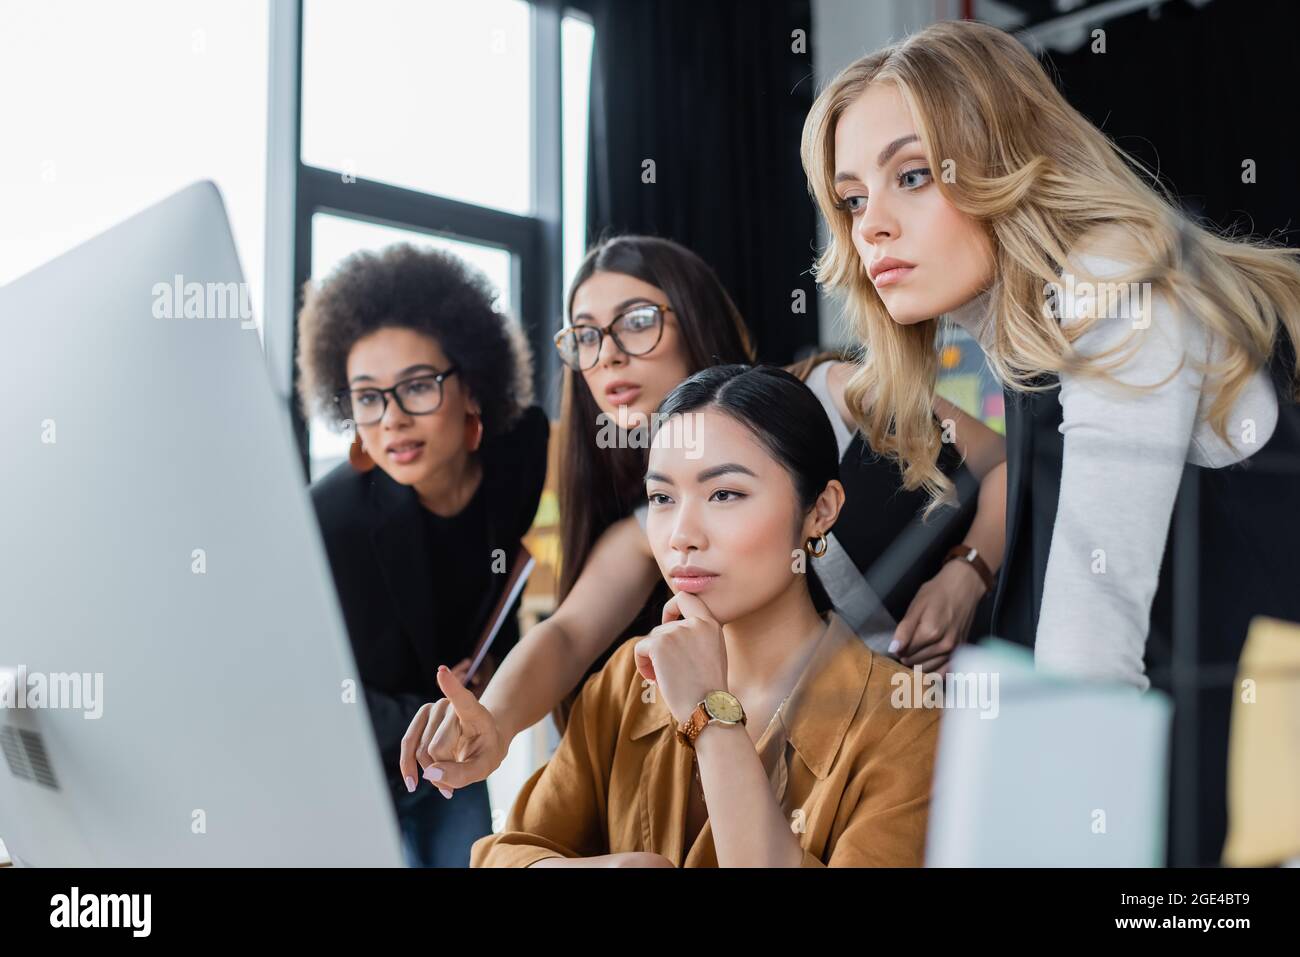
[801, 19, 1300, 863]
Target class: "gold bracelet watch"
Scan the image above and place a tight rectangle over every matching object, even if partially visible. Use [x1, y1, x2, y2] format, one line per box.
[675, 690, 747, 749]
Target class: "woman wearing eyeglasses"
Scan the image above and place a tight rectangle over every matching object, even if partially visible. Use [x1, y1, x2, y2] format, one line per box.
[296, 243, 548, 867]
[400, 234, 1007, 805]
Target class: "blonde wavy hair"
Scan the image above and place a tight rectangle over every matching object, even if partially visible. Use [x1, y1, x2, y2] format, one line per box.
[802, 19, 1300, 508]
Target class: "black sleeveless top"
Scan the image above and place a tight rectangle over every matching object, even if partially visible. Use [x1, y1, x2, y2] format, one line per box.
[832, 430, 986, 628]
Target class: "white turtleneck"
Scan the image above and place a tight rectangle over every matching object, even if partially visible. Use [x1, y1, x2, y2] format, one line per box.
[948, 250, 1279, 690]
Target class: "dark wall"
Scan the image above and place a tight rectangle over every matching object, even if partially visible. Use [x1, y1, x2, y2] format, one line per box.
[575, 0, 821, 364]
[1041, 0, 1300, 247]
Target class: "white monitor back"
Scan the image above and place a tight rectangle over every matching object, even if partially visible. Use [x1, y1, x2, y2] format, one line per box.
[925, 640, 1172, 867]
[0, 181, 404, 866]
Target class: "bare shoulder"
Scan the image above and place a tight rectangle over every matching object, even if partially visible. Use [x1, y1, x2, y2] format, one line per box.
[599, 511, 652, 558]
[824, 360, 863, 429]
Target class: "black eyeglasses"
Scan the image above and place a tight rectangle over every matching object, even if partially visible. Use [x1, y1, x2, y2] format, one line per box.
[334, 367, 460, 426]
[553, 303, 671, 371]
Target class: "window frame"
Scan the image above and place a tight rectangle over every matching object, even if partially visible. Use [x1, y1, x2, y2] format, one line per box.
[265, 0, 569, 478]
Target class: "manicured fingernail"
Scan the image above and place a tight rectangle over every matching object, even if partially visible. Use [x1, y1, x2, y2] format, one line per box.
[439, 787, 453, 799]
[404, 776, 416, 793]
[422, 765, 443, 782]
[888, 639, 900, 655]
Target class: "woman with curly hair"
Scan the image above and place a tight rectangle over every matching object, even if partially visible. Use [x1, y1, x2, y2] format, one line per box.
[296, 242, 548, 867]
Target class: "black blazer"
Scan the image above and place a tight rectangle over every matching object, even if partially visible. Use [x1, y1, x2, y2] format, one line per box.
[310, 405, 549, 776]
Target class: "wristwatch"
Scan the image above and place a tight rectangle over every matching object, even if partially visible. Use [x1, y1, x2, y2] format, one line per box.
[675, 690, 747, 749]
[944, 543, 996, 595]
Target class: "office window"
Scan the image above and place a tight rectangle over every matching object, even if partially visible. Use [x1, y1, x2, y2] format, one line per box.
[561, 14, 594, 293]
[301, 0, 533, 215]
[292, 1, 591, 475]
[0, 0, 269, 337]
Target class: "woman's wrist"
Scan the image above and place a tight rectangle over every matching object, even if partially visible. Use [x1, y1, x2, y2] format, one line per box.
[940, 551, 992, 599]
[943, 543, 995, 594]
[692, 717, 747, 762]
[479, 699, 518, 747]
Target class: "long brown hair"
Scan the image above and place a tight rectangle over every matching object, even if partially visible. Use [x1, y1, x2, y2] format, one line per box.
[557, 235, 756, 600]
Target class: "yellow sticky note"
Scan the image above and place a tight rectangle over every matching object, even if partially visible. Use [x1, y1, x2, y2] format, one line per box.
[1222, 616, 1300, 866]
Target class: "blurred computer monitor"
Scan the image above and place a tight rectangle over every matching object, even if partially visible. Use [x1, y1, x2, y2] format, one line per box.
[926, 640, 1172, 867]
[0, 181, 403, 865]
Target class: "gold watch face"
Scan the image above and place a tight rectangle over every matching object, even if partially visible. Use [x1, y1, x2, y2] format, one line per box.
[704, 690, 744, 724]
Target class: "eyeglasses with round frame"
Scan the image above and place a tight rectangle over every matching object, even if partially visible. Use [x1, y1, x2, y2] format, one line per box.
[333, 366, 460, 426]
[552, 302, 673, 371]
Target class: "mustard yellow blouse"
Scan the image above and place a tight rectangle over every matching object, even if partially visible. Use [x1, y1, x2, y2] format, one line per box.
[471, 611, 939, 867]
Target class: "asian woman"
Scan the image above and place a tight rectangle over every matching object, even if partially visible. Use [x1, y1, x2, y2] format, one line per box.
[471, 365, 940, 867]
[399, 235, 1005, 802]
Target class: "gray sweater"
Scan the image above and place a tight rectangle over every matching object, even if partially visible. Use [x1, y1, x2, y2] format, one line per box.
[948, 250, 1279, 690]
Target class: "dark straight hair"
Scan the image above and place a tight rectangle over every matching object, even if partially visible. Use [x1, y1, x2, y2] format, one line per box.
[557, 234, 756, 600]
[655, 364, 840, 613]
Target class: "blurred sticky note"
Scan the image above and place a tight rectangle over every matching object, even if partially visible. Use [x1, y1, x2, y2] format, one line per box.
[1222, 616, 1300, 867]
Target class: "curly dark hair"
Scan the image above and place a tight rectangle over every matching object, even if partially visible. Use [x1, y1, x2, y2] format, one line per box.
[296, 242, 533, 436]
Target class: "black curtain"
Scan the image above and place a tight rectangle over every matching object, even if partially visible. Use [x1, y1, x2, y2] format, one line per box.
[573, 0, 820, 364]
[1043, 0, 1300, 246]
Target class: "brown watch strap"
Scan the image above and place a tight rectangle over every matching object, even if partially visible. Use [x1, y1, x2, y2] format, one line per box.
[675, 703, 711, 749]
[945, 544, 995, 594]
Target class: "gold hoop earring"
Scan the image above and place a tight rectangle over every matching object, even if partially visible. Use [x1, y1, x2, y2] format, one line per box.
[806, 534, 828, 558]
